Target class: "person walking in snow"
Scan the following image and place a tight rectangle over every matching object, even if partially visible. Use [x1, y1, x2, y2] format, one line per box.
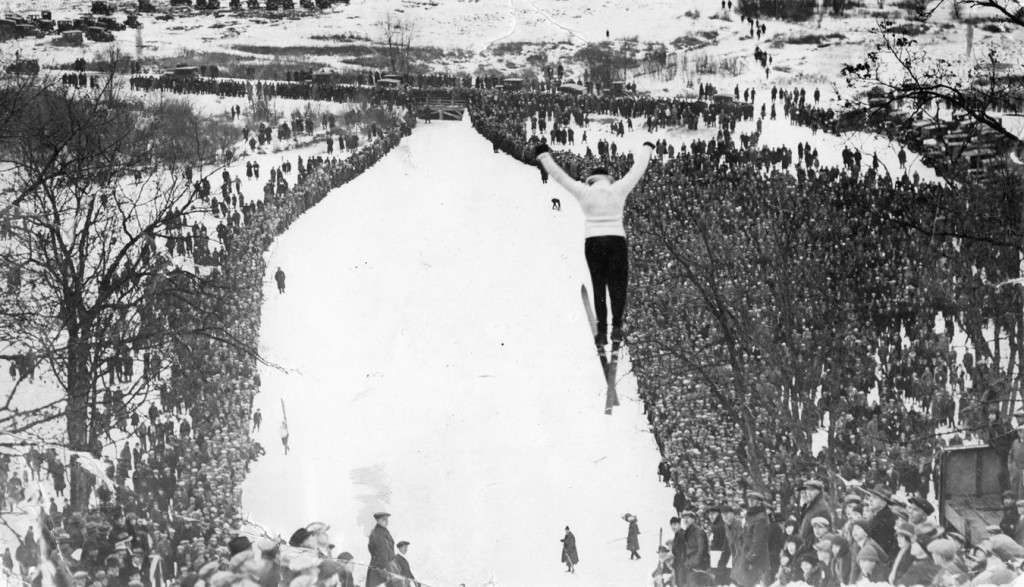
[534, 140, 655, 351]
[274, 267, 286, 294]
[252, 409, 262, 432]
[551, 198, 561, 211]
[561, 526, 579, 573]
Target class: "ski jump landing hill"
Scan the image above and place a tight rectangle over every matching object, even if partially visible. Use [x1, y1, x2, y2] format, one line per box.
[242, 113, 676, 587]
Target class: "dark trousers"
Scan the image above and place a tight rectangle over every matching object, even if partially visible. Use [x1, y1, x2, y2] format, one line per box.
[585, 236, 628, 331]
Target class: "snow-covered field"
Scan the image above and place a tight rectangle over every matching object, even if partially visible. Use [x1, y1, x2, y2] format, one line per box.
[243, 115, 675, 587]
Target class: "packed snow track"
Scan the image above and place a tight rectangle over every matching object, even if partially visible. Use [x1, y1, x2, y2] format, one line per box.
[243, 115, 673, 587]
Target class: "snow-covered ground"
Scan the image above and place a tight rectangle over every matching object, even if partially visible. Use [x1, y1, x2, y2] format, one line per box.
[242, 115, 675, 587]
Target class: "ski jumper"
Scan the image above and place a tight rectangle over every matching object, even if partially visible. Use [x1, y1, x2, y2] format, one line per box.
[537, 144, 655, 338]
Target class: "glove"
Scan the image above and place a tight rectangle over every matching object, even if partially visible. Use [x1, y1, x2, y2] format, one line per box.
[534, 143, 551, 157]
[643, 141, 656, 150]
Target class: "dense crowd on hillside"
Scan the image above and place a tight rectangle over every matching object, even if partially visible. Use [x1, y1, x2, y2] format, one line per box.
[1, 104, 414, 587]
[467, 87, 1019, 521]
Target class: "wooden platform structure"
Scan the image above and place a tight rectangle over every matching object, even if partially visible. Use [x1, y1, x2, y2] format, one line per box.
[940, 444, 1003, 544]
[417, 99, 467, 121]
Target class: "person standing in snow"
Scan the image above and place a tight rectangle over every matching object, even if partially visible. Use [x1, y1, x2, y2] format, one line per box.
[274, 267, 286, 294]
[367, 513, 399, 587]
[252, 409, 262, 432]
[279, 420, 289, 455]
[395, 541, 416, 587]
[534, 141, 655, 350]
[626, 514, 641, 560]
[561, 526, 579, 573]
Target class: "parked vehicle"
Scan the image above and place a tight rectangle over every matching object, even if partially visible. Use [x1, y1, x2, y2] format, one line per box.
[85, 26, 114, 41]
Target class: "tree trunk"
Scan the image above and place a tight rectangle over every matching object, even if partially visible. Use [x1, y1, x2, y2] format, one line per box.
[66, 328, 94, 512]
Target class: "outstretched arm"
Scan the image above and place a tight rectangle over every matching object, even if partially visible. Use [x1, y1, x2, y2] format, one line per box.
[615, 142, 656, 195]
[535, 146, 588, 200]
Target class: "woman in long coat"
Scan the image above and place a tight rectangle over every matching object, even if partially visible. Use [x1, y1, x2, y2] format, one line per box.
[561, 527, 579, 573]
[626, 515, 641, 560]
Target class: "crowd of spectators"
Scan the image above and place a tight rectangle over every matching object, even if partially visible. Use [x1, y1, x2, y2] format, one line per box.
[8, 62, 1022, 587]
[1, 95, 413, 587]
[655, 477, 1024, 587]
[467, 86, 1021, 534]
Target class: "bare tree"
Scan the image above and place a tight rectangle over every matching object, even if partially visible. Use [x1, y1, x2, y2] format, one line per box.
[0, 68, 250, 510]
[842, 0, 1024, 148]
[379, 12, 416, 76]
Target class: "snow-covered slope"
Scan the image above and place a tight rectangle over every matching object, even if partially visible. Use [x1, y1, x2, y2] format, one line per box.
[242, 116, 675, 587]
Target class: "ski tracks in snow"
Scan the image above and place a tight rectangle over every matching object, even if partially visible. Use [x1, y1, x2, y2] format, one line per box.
[476, 0, 588, 55]
[476, 0, 517, 55]
[520, 0, 588, 43]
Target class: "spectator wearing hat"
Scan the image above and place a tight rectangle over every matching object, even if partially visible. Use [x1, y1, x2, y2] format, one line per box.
[304, 522, 331, 557]
[906, 496, 935, 528]
[810, 518, 831, 543]
[896, 540, 940, 586]
[395, 541, 416, 587]
[561, 526, 579, 574]
[889, 522, 917, 585]
[652, 545, 676, 587]
[734, 493, 770, 587]
[827, 535, 853, 585]
[674, 488, 689, 519]
[776, 536, 804, 586]
[839, 496, 863, 541]
[810, 539, 837, 587]
[855, 544, 889, 583]
[865, 484, 898, 560]
[799, 553, 821, 587]
[797, 481, 832, 552]
[849, 519, 889, 583]
[967, 537, 1021, 586]
[999, 491, 1018, 537]
[674, 510, 709, 587]
[721, 505, 743, 573]
[625, 514, 641, 561]
[928, 538, 964, 586]
[336, 553, 355, 587]
[367, 513, 399, 587]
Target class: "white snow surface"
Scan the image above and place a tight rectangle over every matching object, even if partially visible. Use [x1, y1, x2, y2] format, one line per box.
[243, 116, 675, 587]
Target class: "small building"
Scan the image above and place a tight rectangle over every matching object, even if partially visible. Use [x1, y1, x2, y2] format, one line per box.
[173, 65, 200, 77]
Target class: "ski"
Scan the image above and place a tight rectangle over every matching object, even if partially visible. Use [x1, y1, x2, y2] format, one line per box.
[606, 340, 621, 414]
[581, 284, 608, 374]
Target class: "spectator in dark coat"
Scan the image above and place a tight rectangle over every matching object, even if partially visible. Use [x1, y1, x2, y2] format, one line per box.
[865, 484, 899, 559]
[561, 526, 578, 573]
[626, 514, 641, 560]
[798, 480, 832, 550]
[366, 513, 397, 587]
[734, 493, 771, 587]
[888, 522, 916, 585]
[675, 510, 710, 586]
[896, 541, 939, 586]
[395, 541, 415, 587]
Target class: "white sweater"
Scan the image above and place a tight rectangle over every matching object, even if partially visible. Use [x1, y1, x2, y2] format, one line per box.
[537, 145, 654, 238]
